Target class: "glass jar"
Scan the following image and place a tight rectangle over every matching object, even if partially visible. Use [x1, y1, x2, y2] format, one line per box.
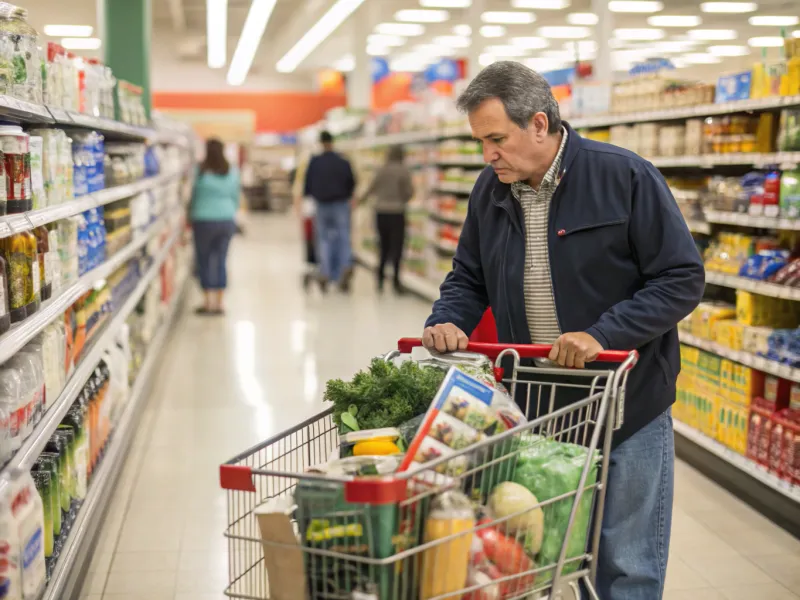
[33, 225, 50, 301]
[1, 232, 29, 322]
[0, 4, 42, 103]
[21, 230, 39, 316]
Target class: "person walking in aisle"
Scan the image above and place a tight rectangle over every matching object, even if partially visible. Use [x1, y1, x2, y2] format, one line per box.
[304, 131, 356, 293]
[190, 138, 240, 315]
[421, 62, 705, 599]
[361, 145, 414, 293]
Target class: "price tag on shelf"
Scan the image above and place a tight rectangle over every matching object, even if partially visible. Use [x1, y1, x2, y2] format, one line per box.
[779, 364, 793, 378]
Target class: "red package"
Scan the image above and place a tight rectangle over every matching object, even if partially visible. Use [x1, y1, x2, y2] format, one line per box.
[747, 409, 765, 461]
[779, 417, 800, 482]
[757, 414, 774, 467]
[768, 416, 785, 475]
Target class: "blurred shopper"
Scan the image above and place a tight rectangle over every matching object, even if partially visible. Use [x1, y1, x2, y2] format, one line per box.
[422, 62, 705, 599]
[304, 131, 356, 292]
[361, 145, 414, 293]
[190, 138, 240, 315]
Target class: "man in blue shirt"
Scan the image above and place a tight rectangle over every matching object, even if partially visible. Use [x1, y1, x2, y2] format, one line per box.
[304, 131, 356, 292]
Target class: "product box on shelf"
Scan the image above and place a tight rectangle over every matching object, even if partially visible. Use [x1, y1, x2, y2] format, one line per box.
[716, 72, 753, 103]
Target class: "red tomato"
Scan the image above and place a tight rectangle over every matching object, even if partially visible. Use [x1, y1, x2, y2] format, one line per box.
[475, 526, 536, 595]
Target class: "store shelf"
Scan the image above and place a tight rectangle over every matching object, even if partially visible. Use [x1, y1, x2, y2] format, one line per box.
[0, 95, 54, 123]
[0, 169, 185, 239]
[436, 181, 475, 194]
[686, 219, 711, 235]
[673, 420, 800, 503]
[430, 212, 466, 226]
[436, 155, 484, 166]
[433, 240, 458, 254]
[0, 205, 180, 366]
[705, 271, 800, 301]
[704, 210, 800, 230]
[354, 249, 440, 301]
[42, 272, 188, 600]
[678, 332, 800, 383]
[53, 110, 153, 140]
[650, 151, 800, 169]
[570, 94, 800, 129]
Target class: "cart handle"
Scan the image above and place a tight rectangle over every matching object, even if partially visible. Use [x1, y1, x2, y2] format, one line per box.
[397, 338, 638, 368]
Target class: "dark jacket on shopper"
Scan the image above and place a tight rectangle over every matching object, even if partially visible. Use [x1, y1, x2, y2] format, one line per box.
[425, 122, 705, 444]
[304, 150, 356, 204]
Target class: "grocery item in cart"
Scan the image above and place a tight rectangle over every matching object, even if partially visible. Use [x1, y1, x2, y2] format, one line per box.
[254, 496, 308, 600]
[340, 427, 403, 457]
[420, 490, 474, 599]
[487, 482, 544, 555]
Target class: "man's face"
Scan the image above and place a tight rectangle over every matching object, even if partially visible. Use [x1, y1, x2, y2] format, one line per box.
[468, 97, 549, 184]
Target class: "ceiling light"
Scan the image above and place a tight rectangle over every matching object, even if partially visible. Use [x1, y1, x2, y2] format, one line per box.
[708, 44, 750, 56]
[567, 13, 598, 25]
[525, 57, 568, 71]
[276, 0, 361, 74]
[608, 1, 664, 13]
[207, 0, 227, 68]
[749, 16, 799, 26]
[700, 2, 757, 12]
[682, 52, 722, 64]
[333, 54, 355, 72]
[511, 36, 549, 49]
[453, 24, 472, 36]
[651, 40, 699, 52]
[481, 11, 536, 24]
[375, 22, 425, 36]
[44, 24, 93, 37]
[647, 15, 701, 27]
[480, 25, 507, 38]
[485, 45, 528, 57]
[537, 26, 591, 38]
[367, 45, 390, 56]
[511, 0, 570, 8]
[748, 36, 785, 47]
[231, 0, 278, 82]
[368, 34, 406, 46]
[614, 28, 665, 40]
[420, 0, 471, 7]
[434, 35, 471, 47]
[480, 53, 497, 66]
[61, 37, 101, 50]
[687, 29, 737, 40]
[395, 9, 449, 23]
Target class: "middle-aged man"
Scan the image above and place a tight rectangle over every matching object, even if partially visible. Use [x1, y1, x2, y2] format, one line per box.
[422, 62, 705, 599]
[304, 130, 356, 292]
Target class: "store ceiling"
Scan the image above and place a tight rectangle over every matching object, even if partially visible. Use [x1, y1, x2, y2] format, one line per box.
[22, 0, 800, 84]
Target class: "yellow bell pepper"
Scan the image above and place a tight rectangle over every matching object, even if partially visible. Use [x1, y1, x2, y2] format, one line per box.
[353, 440, 401, 456]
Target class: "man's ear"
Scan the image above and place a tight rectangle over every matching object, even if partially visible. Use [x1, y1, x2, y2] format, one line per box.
[530, 113, 549, 141]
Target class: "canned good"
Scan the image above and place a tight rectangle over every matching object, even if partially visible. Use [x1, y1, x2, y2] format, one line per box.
[0, 125, 31, 213]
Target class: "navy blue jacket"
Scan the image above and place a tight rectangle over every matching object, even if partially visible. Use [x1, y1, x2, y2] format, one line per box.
[304, 150, 356, 204]
[426, 123, 705, 443]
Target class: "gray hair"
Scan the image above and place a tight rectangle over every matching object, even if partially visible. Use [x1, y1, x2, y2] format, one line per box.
[456, 61, 562, 134]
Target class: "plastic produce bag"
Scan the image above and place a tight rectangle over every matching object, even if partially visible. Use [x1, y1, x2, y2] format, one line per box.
[511, 435, 599, 582]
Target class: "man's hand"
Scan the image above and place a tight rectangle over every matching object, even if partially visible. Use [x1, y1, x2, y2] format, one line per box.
[549, 332, 603, 369]
[422, 323, 469, 353]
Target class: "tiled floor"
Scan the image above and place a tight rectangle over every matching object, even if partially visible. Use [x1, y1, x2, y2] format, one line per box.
[79, 213, 800, 600]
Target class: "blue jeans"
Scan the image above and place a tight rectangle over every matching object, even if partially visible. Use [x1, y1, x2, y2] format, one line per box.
[595, 409, 674, 599]
[315, 201, 351, 282]
[192, 220, 235, 290]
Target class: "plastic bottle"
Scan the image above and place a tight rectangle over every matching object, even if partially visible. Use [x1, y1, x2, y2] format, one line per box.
[0, 481, 22, 599]
[8, 348, 45, 434]
[9, 470, 46, 599]
[32, 227, 50, 302]
[0, 365, 24, 456]
[0, 253, 12, 334]
[25, 333, 60, 412]
[20, 231, 40, 318]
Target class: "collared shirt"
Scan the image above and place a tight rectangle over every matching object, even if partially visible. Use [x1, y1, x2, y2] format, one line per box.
[511, 127, 568, 345]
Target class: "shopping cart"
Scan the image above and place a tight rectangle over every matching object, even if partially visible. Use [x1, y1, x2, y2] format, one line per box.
[220, 339, 637, 600]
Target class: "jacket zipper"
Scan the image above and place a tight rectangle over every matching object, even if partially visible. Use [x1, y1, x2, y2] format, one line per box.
[560, 218, 627, 236]
[547, 169, 568, 335]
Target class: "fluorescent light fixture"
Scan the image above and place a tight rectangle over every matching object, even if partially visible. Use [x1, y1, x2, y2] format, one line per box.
[207, 0, 227, 68]
[749, 16, 799, 26]
[651, 40, 699, 52]
[480, 25, 507, 38]
[511, 36, 549, 49]
[481, 11, 536, 24]
[395, 9, 449, 23]
[700, 2, 757, 12]
[230, 0, 278, 82]
[368, 34, 406, 46]
[537, 26, 591, 38]
[748, 36, 785, 47]
[480, 53, 497, 66]
[687, 29, 737, 40]
[375, 22, 425, 36]
[614, 28, 665, 41]
[485, 45, 529, 57]
[608, 1, 663, 13]
[511, 0, 570, 8]
[421, 0, 471, 6]
[276, 0, 364, 74]
[525, 57, 568, 71]
[44, 24, 93, 37]
[708, 44, 750, 56]
[367, 45, 390, 56]
[333, 54, 355, 71]
[61, 37, 101, 50]
[682, 52, 722, 64]
[415, 44, 456, 56]
[647, 15, 701, 27]
[567, 12, 598, 25]
[434, 35, 471, 47]
[453, 24, 472, 36]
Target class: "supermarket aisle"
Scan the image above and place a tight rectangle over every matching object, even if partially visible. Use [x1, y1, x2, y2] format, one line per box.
[79, 214, 800, 600]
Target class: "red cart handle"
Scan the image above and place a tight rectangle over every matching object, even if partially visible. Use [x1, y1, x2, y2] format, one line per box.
[397, 338, 637, 368]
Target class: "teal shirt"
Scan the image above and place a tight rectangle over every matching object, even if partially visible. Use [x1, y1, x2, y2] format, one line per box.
[190, 167, 241, 222]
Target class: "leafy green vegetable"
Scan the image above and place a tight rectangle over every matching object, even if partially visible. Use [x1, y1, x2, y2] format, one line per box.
[324, 359, 446, 432]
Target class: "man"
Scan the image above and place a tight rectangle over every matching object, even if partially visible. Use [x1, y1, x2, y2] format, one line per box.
[304, 131, 356, 292]
[422, 62, 705, 599]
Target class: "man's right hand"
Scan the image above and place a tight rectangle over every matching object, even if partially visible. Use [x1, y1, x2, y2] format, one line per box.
[422, 323, 469, 353]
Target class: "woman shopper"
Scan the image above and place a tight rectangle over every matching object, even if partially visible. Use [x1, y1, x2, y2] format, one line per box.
[362, 145, 414, 293]
[190, 138, 240, 315]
